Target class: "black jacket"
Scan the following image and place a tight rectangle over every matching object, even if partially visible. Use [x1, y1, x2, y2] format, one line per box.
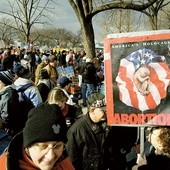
[66, 113, 110, 170]
[64, 104, 83, 130]
[82, 62, 96, 84]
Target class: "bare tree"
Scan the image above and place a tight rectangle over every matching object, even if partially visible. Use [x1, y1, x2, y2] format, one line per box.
[0, 18, 17, 45]
[156, 4, 170, 29]
[100, 9, 138, 34]
[68, 0, 158, 58]
[142, 0, 170, 30]
[32, 27, 82, 48]
[0, 0, 54, 43]
[67, 30, 82, 48]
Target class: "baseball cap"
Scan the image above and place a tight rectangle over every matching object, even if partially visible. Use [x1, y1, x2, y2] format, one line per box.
[87, 93, 106, 111]
[57, 76, 72, 88]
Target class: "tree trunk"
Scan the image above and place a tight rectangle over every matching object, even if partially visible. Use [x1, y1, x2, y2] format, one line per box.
[68, 0, 158, 58]
[81, 18, 96, 58]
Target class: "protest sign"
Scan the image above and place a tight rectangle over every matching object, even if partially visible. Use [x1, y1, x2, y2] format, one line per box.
[57, 66, 75, 78]
[104, 30, 170, 126]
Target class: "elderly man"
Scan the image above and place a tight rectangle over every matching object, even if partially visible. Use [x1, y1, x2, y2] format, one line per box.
[66, 93, 111, 170]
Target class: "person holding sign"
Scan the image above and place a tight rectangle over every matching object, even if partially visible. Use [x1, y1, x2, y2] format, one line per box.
[132, 126, 170, 170]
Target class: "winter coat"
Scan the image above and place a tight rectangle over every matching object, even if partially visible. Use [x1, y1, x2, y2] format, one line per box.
[37, 79, 54, 102]
[0, 132, 75, 170]
[82, 62, 96, 84]
[44, 64, 58, 85]
[14, 77, 42, 107]
[34, 62, 47, 85]
[66, 113, 110, 170]
[64, 104, 83, 130]
[58, 53, 66, 66]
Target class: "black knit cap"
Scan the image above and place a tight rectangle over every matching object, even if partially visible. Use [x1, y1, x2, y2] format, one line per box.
[23, 104, 67, 148]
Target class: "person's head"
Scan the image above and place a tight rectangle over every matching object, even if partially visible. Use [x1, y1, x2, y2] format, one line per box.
[57, 76, 72, 90]
[93, 58, 101, 70]
[48, 55, 57, 67]
[47, 87, 68, 110]
[13, 64, 31, 79]
[23, 104, 67, 170]
[0, 70, 15, 89]
[41, 55, 49, 65]
[87, 93, 107, 123]
[148, 126, 170, 157]
[62, 50, 66, 55]
[69, 50, 74, 54]
[80, 50, 86, 57]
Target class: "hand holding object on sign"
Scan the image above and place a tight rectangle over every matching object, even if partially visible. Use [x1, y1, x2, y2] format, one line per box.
[133, 67, 150, 96]
[132, 154, 147, 170]
[136, 153, 147, 166]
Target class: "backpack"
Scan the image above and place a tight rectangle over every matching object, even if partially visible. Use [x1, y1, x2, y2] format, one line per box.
[3, 86, 34, 136]
[15, 84, 34, 133]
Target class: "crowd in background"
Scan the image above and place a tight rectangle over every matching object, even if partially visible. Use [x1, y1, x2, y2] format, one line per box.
[0, 45, 170, 170]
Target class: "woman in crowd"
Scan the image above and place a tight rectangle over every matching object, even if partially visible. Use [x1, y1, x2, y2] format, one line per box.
[0, 103, 75, 170]
[132, 126, 170, 170]
[37, 69, 54, 102]
[47, 87, 83, 130]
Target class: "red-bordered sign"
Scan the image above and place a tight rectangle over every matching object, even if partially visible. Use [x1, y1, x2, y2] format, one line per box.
[104, 30, 170, 126]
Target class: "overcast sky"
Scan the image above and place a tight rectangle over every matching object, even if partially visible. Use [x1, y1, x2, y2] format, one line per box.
[0, 0, 105, 42]
[0, 1, 80, 31]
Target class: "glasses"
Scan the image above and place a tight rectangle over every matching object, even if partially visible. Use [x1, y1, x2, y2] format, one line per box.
[33, 142, 64, 153]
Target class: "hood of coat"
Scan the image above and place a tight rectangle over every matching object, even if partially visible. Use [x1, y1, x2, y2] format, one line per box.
[14, 77, 33, 89]
[6, 132, 23, 169]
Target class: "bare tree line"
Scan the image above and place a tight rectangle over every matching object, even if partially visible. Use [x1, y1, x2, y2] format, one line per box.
[0, 0, 170, 57]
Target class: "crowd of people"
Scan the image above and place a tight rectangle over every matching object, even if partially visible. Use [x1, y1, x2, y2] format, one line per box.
[0, 45, 169, 170]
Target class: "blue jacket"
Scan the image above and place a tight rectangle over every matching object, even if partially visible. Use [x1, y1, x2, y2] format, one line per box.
[14, 77, 42, 107]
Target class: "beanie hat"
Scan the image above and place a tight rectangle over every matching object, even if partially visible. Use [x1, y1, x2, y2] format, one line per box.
[87, 93, 106, 110]
[41, 55, 48, 61]
[0, 70, 14, 85]
[23, 104, 67, 148]
[13, 64, 31, 79]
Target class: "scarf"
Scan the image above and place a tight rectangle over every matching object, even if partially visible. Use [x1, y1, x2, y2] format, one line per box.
[62, 104, 68, 117]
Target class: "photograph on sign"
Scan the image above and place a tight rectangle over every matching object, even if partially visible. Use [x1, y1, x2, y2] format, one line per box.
[104, 31, 170, 126]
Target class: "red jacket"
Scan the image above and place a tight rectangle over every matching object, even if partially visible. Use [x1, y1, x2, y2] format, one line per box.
[0, 132, 75, 170]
